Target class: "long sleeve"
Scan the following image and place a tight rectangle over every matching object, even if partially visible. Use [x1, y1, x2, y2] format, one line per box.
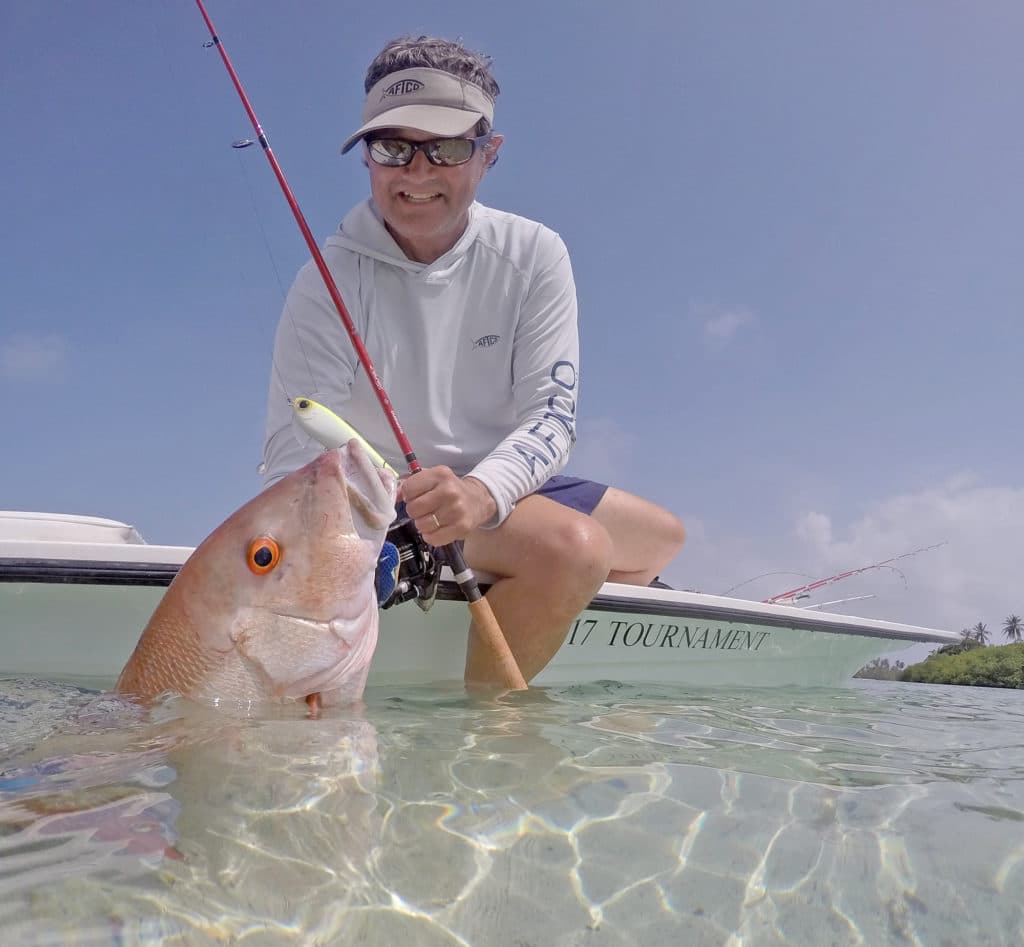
[466, 235, 579, 525]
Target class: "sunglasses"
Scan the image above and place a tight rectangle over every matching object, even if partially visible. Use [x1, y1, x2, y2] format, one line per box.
[365, 134, 493, 168]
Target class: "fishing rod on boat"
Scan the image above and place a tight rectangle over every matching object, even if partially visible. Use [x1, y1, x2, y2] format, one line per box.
[801, 594, 876, 611]
[763, 542, 947, 606]
[192, 0, 527, 692]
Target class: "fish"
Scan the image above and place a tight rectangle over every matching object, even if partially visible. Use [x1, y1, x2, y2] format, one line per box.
[115, 440, 397, 708]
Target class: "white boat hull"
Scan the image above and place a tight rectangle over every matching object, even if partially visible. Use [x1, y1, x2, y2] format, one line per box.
[0, 512, 959, 689]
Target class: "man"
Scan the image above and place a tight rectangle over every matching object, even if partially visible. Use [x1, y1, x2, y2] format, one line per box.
[262, 36, 685, 685]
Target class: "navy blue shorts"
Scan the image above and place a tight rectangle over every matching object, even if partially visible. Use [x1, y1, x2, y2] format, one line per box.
[393, 475, 608, 526]
[534, 475, 608, 516]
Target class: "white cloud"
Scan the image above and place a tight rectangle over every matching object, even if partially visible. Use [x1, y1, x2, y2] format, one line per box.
[796, 510, 833, 548]
[668, 475, 1024, 641]
[694, 303, 756, 346]
[806, 477, 1024, 632]
[0, 333, 67, 383]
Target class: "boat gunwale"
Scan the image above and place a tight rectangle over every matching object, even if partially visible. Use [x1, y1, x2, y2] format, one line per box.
[588, 589, 956, 643]
[0, 558, 185, 586]
[0, 554, 958, 645]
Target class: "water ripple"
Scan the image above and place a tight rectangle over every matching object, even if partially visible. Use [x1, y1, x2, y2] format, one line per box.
[1, 677, 1023, 944]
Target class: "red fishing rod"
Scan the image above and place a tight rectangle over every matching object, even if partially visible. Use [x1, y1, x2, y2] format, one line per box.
[194, 0, 527, 692]
[763, 542, 947, 605]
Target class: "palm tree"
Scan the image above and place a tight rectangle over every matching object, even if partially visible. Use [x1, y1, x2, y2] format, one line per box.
[1003, 615, 1022, 644]
[973, 621, 990, 645]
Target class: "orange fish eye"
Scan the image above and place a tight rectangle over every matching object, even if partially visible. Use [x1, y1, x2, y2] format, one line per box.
[247, 536, 281, 574]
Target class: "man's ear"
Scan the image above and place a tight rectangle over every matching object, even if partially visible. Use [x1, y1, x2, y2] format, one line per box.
[483, 134, 505, 173]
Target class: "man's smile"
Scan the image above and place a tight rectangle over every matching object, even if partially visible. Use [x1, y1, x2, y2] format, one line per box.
[399, 191, 443, 202]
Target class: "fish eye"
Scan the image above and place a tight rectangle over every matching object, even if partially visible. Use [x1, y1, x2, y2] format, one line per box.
[247, 536, 281, 574]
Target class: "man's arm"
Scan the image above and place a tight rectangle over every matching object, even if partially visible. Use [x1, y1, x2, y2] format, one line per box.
[466, 232, 580, 524]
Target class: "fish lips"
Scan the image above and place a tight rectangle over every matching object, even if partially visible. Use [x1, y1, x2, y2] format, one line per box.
[331, 440, 398, 540]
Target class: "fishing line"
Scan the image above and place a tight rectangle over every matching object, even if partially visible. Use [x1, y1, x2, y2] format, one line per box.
[154, 7, 312, 406]
[229, 140, 322, 405]
[721, 571, 816, 598]
[231, 139, 292, 305]
[194, 4, 413, 466]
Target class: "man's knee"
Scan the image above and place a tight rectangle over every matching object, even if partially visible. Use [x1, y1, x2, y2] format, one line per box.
[535, 514, 613, 584]
[659, 510, 686, 555]
[464, 499, 612, 584]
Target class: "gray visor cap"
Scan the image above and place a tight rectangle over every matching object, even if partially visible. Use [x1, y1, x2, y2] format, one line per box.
[341, 67, 495, 154]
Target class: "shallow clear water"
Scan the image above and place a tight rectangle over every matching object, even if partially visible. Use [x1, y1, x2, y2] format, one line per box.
[1, 676, 1022, 946]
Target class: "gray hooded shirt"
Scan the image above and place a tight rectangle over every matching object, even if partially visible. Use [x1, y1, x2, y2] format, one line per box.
[262, 199, 579, 526]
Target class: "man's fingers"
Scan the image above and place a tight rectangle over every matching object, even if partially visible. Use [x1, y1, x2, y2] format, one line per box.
[400, 466, 479, 542]
[415, 512, 456, 546]
[404, 470, 461, 517]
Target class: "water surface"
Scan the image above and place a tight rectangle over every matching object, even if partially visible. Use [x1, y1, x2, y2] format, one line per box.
[2, 677, 1022, 945]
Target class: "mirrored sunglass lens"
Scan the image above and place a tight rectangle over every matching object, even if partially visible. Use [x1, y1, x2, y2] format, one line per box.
[429, 139, 474, 165]
[369, 140, 412, 164]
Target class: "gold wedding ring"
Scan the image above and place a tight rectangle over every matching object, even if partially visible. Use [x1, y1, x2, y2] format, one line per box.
[431, 514, 441, 530]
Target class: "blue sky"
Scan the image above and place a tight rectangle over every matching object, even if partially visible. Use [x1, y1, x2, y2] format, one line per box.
[3, 1, 1022, 638]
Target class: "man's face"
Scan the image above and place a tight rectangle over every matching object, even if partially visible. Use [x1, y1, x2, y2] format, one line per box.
[365, 127, 503, 263]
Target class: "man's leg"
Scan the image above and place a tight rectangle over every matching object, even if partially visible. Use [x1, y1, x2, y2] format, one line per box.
[461, 494, 613, 685]
[590, 487, 686, 586]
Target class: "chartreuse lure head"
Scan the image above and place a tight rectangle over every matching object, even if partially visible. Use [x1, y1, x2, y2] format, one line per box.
[290, 397, 395, 475]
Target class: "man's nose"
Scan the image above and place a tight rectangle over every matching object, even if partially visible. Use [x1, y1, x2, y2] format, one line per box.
[403, 147, 434, 174]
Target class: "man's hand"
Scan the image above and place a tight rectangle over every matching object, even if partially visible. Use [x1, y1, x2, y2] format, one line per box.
[399, 467, 497, 545]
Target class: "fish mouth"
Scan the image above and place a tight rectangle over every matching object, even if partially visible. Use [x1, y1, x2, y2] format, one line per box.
[338, 441, 398, 534]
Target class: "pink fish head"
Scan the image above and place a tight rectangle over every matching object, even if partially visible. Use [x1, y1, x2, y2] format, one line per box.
[116, 441, 397, 708]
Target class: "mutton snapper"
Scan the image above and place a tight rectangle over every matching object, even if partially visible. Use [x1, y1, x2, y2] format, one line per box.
[115, 441, 397, 708]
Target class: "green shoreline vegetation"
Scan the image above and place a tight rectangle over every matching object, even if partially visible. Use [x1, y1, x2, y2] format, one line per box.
[856, 615, 1024, 688]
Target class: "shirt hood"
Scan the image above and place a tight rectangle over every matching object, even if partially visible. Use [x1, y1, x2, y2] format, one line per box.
[325, 198, 480, 284]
